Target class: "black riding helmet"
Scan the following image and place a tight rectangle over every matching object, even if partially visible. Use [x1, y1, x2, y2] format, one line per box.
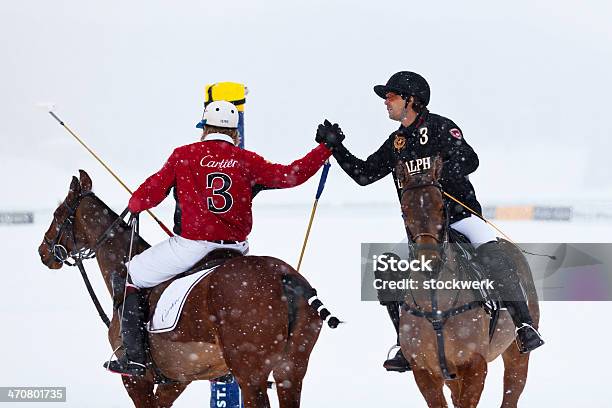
[374, 71, 430, 106]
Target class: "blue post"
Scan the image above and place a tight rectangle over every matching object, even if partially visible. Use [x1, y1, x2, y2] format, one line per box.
[238, 111, 245, 149]
[210, 375, 243, 408]
[206, 84, 246, 408]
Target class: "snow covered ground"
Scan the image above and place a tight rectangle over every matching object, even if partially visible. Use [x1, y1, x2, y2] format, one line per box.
[1, 204, 610, 407]
[3, 0, 612, 406]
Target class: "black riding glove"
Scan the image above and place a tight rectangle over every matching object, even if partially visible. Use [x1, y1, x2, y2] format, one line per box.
[316, 119, 345, 149]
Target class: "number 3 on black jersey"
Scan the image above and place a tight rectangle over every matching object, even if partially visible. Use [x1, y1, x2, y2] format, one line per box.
[206, 173, 233, 213]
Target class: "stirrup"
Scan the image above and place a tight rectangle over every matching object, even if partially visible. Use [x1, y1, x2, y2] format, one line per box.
[383, 344, 411, 373]
[515, 323, 545, 353]
[386, 344, 401, 361]
[103, 358, 146, 377]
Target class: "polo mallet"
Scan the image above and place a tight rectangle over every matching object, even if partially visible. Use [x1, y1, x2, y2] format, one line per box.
[44, 109, 173, 237]
[297, 160, 331, 271]
[442, 191, 555, 259]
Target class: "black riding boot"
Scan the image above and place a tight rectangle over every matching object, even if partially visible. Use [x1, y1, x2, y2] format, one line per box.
[103, 290, 147, 376]
[382, 302, 411, 372]
[477, 241, 544, 353]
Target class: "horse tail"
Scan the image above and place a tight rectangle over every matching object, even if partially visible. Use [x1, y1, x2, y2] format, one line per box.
[281, 273, 340, 329]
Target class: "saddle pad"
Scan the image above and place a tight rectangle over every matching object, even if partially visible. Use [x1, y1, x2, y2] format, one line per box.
[147, 267, 218, 333]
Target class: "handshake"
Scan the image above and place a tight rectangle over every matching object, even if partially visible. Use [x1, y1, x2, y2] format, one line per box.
[316, 119, 345, 149]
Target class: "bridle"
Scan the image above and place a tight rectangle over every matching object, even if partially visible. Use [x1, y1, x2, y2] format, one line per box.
[43, 192, 128, 266]
[42, 191, 130, 328]
[398, 180, 449, 245]
[397, 177, 451, 277]
[43, 192, 95, 265]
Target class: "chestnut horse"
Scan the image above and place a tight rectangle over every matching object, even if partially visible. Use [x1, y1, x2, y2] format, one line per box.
[38, 170, 338, 408]
[395, 158, 539, 408]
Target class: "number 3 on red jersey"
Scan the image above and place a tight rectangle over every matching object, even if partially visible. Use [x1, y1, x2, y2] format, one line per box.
[206, 173, 233, 213]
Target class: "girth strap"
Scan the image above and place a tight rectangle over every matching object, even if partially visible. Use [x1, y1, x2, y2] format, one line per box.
[403, 300, 482, 322]
[403, 300, 483, 380]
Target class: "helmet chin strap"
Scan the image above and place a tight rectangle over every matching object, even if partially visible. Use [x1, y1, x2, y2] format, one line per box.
[400, 95, 411, 122]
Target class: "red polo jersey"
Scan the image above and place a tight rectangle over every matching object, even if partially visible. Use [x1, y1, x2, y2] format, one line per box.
[128, 138, 331, 240]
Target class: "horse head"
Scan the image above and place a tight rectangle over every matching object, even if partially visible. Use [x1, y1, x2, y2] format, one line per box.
[395, 155, 445, 269]
[38, 170, 94, 269]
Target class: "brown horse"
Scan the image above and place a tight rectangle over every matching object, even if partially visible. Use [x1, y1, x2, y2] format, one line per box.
[394, 157, 539, 408]
[38, 170, 338, 408]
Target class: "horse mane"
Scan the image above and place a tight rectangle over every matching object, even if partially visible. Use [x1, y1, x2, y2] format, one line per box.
[86, 193, 150, 248]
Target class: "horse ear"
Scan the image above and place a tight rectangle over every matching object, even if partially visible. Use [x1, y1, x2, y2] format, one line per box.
[79, 170, 92, 193]
[433, 155, 443, 180]
[395, 161, 408, 189]
[66, 176, 81, 204]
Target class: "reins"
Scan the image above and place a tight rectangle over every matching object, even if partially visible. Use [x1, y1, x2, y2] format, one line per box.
[442, 191, 555, 260]
[44, 192, 132, 329]
[399, 178, 485, 380]
[75, 258, 111, 328]
[399, 180, 445, 244]
[400, 178, 555, 260]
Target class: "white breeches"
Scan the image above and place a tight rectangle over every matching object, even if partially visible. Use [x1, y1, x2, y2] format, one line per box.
[450, 215, 498, 248]
[127, 235, 249, 289]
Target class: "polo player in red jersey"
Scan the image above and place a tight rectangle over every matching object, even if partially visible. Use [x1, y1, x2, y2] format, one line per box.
[104, 100, 337, 376]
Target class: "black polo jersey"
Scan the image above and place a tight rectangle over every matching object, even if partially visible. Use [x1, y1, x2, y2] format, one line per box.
[332, 109, 482, 223]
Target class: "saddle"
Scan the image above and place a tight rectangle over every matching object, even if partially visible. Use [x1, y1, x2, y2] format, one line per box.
[109, 248, 244, 384]
[448, 228, 502, 338]
[448, 228, 477, 260]
[111, 248, 244, 312]
[176, 248, 244, 280]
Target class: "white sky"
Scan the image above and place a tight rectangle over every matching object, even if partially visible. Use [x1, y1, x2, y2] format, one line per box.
[1, 0, 611, 210]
